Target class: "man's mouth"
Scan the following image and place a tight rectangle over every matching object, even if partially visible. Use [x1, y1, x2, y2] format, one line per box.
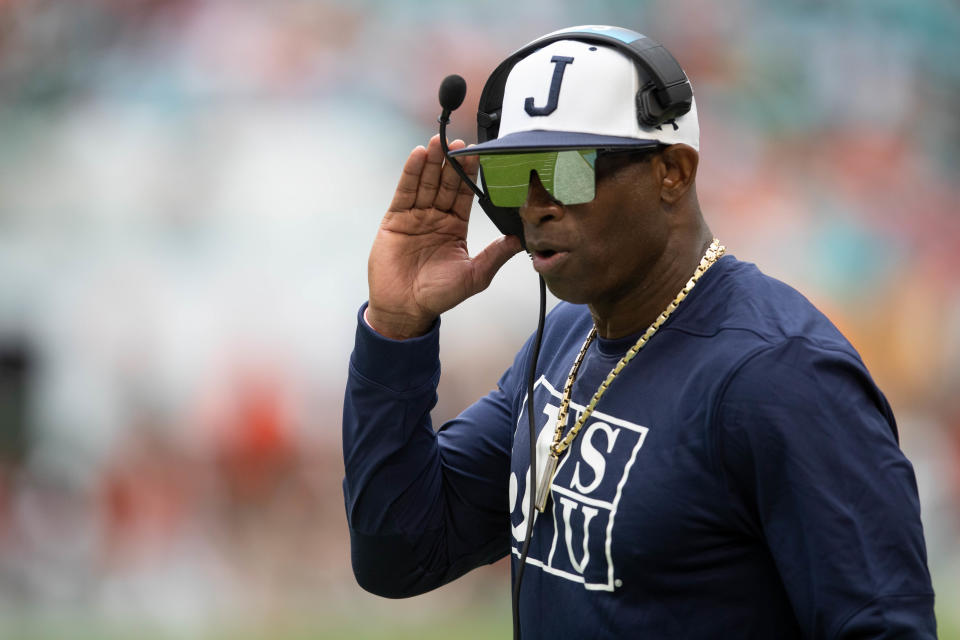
[528, 246, 570, 274]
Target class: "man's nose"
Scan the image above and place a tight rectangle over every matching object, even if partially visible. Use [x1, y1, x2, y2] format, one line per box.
[518, 170, 564, 227]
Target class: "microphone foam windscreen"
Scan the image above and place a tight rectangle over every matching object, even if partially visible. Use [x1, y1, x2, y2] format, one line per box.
[438, 74, 467, 112]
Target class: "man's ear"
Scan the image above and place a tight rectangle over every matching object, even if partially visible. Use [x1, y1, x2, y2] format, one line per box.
[658, 144, 699, 204]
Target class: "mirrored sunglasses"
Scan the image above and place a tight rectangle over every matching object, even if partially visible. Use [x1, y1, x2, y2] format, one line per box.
[479, 149, 599, 208]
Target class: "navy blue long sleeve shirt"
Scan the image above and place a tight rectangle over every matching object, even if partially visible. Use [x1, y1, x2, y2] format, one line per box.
[342, 255, 936, 638]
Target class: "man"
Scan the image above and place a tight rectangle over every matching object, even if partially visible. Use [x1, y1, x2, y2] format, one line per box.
[342, 26, 936, 638]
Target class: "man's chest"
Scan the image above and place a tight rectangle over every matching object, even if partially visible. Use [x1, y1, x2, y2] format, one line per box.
[508, 360, 743, 592]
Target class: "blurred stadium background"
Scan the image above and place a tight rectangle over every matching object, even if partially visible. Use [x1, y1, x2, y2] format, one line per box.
[0, 0, 958, 638]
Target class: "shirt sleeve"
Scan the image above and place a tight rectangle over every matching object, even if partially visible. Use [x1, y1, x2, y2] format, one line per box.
[342, 303, 524, 598]
[716, 337, 936, 639]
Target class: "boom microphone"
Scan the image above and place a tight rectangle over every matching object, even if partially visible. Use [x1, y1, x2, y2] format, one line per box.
[435, 74, 526, 245]
[438, 74, 467, 117]
[436, 75, 485, 203]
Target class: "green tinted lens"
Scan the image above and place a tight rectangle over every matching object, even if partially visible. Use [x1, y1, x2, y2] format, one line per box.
[479, 150, 598, 207]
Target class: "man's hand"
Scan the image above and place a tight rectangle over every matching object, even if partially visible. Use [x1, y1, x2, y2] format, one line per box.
[366, 135, 523, 340]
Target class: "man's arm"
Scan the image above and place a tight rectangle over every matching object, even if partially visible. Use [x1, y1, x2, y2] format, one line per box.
[343, 135, 523, 597]
[717, 337, 936, 639]
[343, 306, 526, 597]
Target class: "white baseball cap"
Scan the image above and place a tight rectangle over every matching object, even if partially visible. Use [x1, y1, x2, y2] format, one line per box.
[451, 33, 699, 155]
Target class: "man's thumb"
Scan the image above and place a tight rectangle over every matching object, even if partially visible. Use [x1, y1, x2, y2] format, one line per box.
[470, 235, 524, 293]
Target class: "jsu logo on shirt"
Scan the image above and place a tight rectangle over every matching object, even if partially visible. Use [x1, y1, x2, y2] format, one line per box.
[510, 376, 649, 591]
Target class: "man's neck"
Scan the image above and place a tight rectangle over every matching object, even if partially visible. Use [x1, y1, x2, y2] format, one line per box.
[588, 232, 714, 339]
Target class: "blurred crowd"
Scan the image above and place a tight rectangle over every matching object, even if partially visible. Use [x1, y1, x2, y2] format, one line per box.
[0, 0, 958, 636]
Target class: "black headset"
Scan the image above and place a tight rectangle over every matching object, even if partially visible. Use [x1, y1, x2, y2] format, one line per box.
[462, 26, 694, 241]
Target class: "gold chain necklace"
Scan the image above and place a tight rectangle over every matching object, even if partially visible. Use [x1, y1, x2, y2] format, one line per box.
[534, 239, 726, 512]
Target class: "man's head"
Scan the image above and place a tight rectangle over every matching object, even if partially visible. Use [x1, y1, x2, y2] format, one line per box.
[517, 141, 701, 310]
[450, 26, 708, 316]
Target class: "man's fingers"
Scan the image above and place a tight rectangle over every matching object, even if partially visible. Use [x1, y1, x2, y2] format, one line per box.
[451, 154, 480, 219]
[434, 139, 476, 215]
[452, 148, 479, 219]
[388, 144, 428, 213]
[414, 135, 445, 210]
[389, 136, 480, 220]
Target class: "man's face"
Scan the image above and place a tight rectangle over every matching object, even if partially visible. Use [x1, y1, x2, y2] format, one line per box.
[518, 151, 669, 308]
